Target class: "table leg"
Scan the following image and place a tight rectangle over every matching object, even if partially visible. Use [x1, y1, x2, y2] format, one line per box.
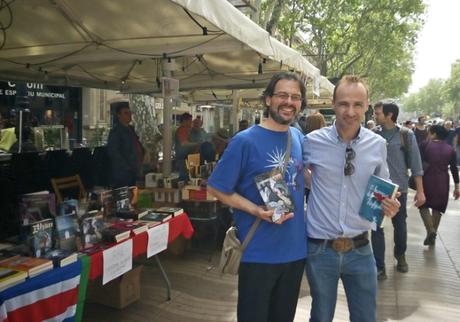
[154, 255, 171, 301]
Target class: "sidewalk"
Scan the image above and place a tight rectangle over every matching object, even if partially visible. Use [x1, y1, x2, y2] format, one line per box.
[83, 189, 460, 322]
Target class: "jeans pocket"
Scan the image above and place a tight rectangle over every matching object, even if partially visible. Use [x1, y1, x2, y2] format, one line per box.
[353, 242, 372, 256]
[307, 241, 324, 257]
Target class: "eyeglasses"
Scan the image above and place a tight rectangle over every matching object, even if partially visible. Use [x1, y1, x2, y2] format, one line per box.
[272, 92, 302, 102]
[344, 145, 355, 176]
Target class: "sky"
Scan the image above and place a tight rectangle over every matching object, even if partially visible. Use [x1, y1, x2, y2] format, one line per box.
[409, 0, 460, 93]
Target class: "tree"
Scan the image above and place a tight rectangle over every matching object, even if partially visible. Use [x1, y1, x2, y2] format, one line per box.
[444, 59, 460, 119]
[401, 79, 445, 116]
[129, 94, 163, 172]
[259, 0, 426, 101]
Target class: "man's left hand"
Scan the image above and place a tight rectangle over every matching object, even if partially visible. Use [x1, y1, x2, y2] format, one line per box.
[381, 197, 400, 218]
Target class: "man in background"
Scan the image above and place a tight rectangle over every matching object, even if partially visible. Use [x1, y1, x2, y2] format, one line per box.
[107, 104, 145, 188]
[414, 115, 429, 145]
[371, 101, 425, 280]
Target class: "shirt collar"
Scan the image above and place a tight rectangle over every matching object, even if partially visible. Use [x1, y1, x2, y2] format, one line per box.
[331, 121, 363, 145]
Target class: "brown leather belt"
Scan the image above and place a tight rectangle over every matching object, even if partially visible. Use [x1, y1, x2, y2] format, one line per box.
[308, 232, 369, 253]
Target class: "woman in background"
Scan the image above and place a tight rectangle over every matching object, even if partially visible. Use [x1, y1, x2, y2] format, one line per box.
[419, 125, 460, 245]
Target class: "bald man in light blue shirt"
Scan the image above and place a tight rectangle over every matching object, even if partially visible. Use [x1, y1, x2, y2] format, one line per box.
[303, 75, 400, 322]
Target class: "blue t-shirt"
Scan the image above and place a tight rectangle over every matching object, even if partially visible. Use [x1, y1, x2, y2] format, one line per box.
[208, 125, 307, 264]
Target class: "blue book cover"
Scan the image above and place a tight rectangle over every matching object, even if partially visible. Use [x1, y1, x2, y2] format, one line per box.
[359, 175, 398, 230]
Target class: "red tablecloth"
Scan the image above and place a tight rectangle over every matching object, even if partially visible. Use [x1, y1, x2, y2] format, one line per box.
[88, 213, 194, 280]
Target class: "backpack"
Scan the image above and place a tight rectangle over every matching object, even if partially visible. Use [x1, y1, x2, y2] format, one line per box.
[373, 126, 410, 168]
[399, 127, 410, 169]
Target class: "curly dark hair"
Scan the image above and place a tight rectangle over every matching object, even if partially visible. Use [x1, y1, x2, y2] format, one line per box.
[429, 124, 448, 140]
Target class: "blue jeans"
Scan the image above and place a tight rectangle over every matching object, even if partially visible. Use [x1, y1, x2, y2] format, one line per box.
[371, 193, 407, 270]
[305, 240, 377, 322]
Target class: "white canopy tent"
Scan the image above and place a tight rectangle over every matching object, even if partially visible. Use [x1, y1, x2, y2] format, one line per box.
[0, 0, 333, 175]
[0, 0, 322, 93]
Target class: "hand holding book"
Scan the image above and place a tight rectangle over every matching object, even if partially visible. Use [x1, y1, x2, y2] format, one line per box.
[254, 205, 294, 224]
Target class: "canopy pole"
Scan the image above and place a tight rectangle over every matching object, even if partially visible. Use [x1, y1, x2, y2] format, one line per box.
[162, 61, 173, 177]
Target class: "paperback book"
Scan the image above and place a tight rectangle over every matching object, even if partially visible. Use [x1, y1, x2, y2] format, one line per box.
[138, 210, 172, 224]
[42, 249, 78, 267]
[58, 199, 79, 216]
[153, 206, 183, 217]
[359, 175, 399, 230]
[24, 218, 54, 258]
[19, 191, 56, 225]
[254, 170, 294, 222]
[80, 210, 106, 248]
[101, 226, 131, 244]
[0, 266, 27, 291]
[111, 220, 148, 235]
[55, 214, 81, 251]
[0, 255, 53, 278]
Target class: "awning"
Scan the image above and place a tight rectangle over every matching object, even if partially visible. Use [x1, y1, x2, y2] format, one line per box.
[0, 0, 322, 93]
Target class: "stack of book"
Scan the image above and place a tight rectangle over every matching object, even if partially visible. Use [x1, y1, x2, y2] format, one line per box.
[42, 249, 78, 268]
[110, 220, 148, 235]
[137, 209, 175, 226]
[0, 255, 53, 278]
[100, 226, 131, 244]
[0, 266, 28, 291]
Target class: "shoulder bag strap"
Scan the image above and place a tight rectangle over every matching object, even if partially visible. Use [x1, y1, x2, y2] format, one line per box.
[241, 128, 292, 250]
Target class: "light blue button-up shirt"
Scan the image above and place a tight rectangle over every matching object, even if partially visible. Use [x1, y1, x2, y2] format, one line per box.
[303, 124, 390, 239]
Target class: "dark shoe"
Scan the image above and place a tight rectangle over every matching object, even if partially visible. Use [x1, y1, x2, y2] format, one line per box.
[377, 269, 387, 281]
[424, 232, 437, 245]
[396, 255, 408, 273]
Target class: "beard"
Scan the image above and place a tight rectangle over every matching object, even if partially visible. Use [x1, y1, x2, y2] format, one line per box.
[268, 105, 297, 125]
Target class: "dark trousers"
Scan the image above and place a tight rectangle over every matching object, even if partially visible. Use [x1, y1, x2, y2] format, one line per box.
[238, 258, 305, 322]
[371, 193, 408, 270]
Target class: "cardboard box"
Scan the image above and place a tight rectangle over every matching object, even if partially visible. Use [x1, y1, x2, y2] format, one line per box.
[181, 185, 216, 201]
[86, 265, 143, 309]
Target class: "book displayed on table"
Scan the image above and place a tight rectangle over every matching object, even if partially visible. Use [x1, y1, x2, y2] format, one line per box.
[0, 255, 53, 277]
[80, 210, 106, 248]
[24, 218, 54, 258]
[0, 266, 28, 291]
[100, 226, 131, 244]
[153, 206, 183, 217]
[42, 249, 78, 267]
[254, 170, 294, 222]
[359, 175, 399, 229]
[55, 214, 81, 251]
[111, 220, 148, 235]
[58, 199, 79, 216]
[19, 191, 56, 225]
[138, 210, 172, 224]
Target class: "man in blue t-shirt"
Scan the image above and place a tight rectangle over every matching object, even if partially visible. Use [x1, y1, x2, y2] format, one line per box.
[208, 72, 307, 322]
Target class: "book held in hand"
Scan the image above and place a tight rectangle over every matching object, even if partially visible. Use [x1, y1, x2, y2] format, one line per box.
[359, 175, 399, 230]
[254, 170, 294, 222]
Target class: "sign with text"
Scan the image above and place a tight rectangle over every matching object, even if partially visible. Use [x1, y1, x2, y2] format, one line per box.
[102, 239, 133, 285]
[147, 222, 169, 258]
[0, 81, 66, 99]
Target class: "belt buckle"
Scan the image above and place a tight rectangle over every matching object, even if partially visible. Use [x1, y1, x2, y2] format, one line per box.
[332, 238, 352, 252]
